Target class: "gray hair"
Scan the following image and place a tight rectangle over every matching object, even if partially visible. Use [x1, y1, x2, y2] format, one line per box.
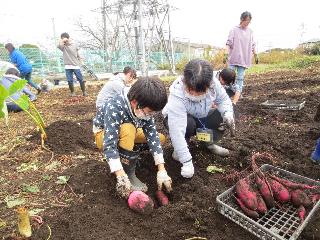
[240, 11, 252, 21]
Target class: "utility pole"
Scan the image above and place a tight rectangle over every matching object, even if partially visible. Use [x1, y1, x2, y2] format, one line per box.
[102, 0, 107, 69]
[133, 1, 139, 70]
[52, 17, 62, 72]
[138, 0, 147, 76]
[167, 3, 175, 74]
[299, 22, 306, 44]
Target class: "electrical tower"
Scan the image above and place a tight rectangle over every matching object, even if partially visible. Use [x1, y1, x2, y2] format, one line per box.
[100, 0, 176, 75]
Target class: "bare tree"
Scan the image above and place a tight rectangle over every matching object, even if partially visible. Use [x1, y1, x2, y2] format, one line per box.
[74, 17, 110, 50]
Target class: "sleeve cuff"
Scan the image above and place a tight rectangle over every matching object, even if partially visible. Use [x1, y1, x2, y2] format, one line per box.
[108, 158, 123, 172]
[153, 153, 165, 165]
[92, 125, 102, 133]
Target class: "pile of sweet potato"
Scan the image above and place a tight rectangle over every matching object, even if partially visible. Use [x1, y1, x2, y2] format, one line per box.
[234, 153, 320, 222]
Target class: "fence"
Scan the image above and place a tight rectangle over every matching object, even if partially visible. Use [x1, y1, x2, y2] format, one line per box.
[0, 47, 186, 76]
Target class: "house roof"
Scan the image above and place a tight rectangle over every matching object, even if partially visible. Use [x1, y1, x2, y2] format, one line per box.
[301, 38, 320, 44]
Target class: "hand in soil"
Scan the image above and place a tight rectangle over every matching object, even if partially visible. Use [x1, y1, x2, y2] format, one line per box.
[116, 175, 132, 198]
[157, 169, 172, 192]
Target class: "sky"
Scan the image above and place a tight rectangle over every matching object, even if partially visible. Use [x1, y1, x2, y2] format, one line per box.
[1, 0, 319, 52]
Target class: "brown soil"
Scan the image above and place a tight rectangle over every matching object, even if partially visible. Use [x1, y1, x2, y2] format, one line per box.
[0, 70, 319, 240]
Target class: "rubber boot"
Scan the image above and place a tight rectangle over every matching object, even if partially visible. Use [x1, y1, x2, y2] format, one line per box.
[311, 138, 320, 163]
[206, 142, 230, 157]
[119, 147, 148, 192]
[80, 82, 88, 96]
[68, 82, 75, 96]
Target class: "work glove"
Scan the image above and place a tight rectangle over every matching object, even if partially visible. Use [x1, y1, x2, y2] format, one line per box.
[223, 53, 228, 64]
[157, 169, 172, 192]
[223, 112, 236, 136]
[181, 160, 194, 178]
[116, 174, 132, 198]
[254, 54, 259, 64]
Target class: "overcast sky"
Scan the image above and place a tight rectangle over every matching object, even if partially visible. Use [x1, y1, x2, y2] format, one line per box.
[1, 0, 319, 52]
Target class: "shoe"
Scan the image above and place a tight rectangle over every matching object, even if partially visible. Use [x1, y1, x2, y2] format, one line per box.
[37, 88, 42, 94]
[311, 138, 320, 163]
[70, 92, 76, 97]
[311, 157, 320, 165]
[206, 143, 230, 157]
[128, 174, 148, 192]
[82, 91, 88, 97]
[181, 160, 194, 178]
[120, 149, 148, 192]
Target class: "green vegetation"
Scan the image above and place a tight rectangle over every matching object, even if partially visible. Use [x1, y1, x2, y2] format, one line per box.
[0, 79, 47, 146]
[160, 75, 177, 82]
[248, 54, 320, 74]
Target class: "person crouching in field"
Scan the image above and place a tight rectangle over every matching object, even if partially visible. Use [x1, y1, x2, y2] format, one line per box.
[162, 59, 235, 178]
[1, 68, 36, 112]
[93, 77, 172, 198]
[96, 66, 137, 111]
[216, 68, 236, 99]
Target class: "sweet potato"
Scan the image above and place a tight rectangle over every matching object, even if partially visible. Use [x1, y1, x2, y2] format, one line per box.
[291, 189, 313, 208]
[297, 205, 306, 223]
[235, 178, 258, 210]
[155, 190, 169, 206]
[268, 174, 319, 190]
[268, 178, 291, 203]
[128, 191, 154, 215]
[256, 194, 268, 214]
[311, 194, 320, 204]
[255, 175, 275, 208]
[235, 197, 259, 219]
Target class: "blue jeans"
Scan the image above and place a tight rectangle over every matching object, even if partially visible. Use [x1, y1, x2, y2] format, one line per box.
[229, 65, 246, 93]
[65, 69, 83, 83]
[20, 71, 39, 90]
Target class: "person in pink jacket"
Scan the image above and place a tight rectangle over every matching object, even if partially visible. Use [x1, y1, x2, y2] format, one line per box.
[224, 11, 258, 105]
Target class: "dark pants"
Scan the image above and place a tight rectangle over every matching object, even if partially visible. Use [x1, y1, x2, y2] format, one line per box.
[164, 109, 225, 142]
[20, 71, 39, 90]
[7, 103, 23, 112]
[65, 69, 84, 83]
[226, 88, 235, 98]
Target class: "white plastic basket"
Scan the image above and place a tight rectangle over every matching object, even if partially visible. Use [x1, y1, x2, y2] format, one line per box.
[216, 164, 320, 240]
[261, 100, 305, 111]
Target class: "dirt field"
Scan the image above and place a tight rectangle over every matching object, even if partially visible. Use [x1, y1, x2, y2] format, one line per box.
[1, 68, 320, 240]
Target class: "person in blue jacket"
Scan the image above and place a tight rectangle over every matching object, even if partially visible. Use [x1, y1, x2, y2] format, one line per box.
[1, 68, 36, 112]
[5, 43, 41, 94]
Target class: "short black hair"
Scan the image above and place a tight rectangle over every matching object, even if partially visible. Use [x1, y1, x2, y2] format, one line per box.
[5, 43, 15, 50]
[240, 11, 252, 21]
[5, 68, 20, 77]
[60, 32, 70, 39]
[123, 66, 136, 78]
[127, 76, 167, 111]
[183, 59, 213, 92]
[220, 68, 236, 85]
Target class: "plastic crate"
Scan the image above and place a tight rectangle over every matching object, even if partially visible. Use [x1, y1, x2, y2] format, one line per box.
[216, 164, 320, 240]
[261, 100, 305, 111]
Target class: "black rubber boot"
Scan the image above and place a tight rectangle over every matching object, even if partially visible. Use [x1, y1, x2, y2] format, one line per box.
[119, 147, 148, 192]
[68, 82, 75, 96]
[80, 82, 88, 96]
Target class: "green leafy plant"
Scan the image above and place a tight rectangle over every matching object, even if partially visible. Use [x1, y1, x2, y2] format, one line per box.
[55, 176, 70, 185]
[0, 79, 47, 146]
[206, 165, 225, 173]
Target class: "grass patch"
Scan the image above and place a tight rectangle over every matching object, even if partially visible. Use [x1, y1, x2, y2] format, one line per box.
[248, 55, 320, 74]
[160, 75, 177, 82]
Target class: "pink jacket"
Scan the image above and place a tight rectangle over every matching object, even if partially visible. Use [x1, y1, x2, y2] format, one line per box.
[226, 25, 256, 68]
